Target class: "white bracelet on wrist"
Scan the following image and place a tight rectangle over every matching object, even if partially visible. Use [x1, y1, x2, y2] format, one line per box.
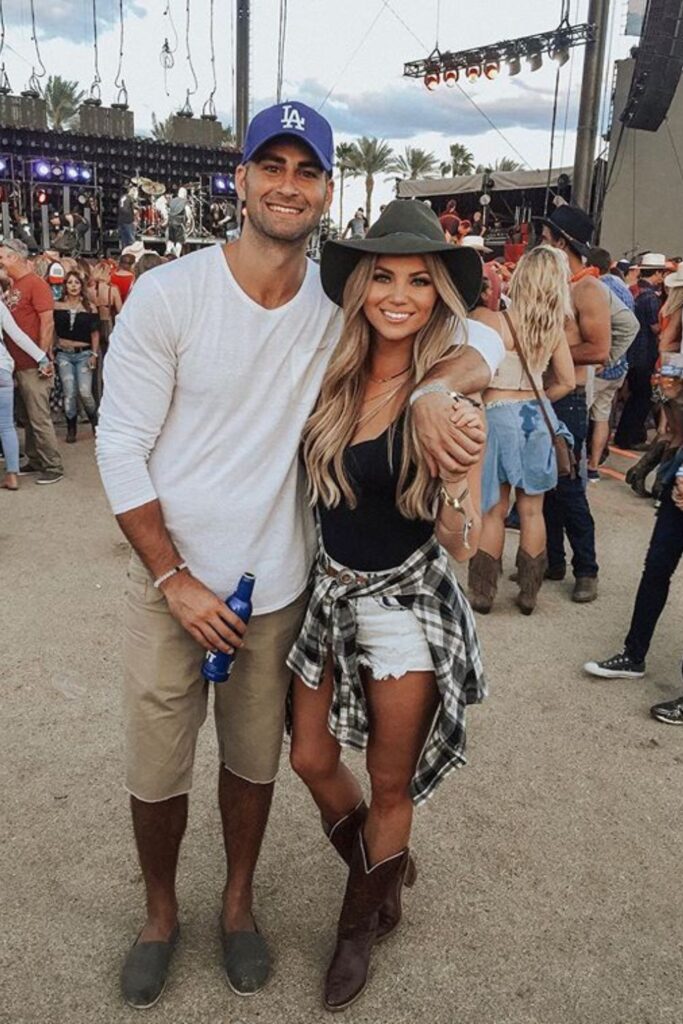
[153, 562, 188, 589]
[410, 382, 482, 409]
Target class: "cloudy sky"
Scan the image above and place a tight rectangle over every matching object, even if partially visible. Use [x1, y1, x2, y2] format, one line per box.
[2, 0, 634, 217]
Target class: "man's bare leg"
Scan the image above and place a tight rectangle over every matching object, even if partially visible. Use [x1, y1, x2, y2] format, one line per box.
[131, 794, 187, 941]
[219, 768, 274, 931]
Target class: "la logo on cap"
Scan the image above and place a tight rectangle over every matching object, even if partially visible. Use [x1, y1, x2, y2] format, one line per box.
[280, 104, 306, 131]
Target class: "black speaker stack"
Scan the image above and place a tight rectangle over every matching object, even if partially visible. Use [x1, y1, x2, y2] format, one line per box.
[0, 94, 48, 131]
[620, 0, 683, 131]
[169, 115, 225, 148]
[78, 103, 135, 140]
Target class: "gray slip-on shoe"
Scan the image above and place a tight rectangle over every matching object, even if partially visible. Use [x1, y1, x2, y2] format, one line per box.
[121, 925, 180, 1009]
[220, 921, 270, 996]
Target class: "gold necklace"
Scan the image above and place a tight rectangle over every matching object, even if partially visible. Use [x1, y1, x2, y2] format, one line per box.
[356, 380, 409, 427]
[368, 364, 411, 385]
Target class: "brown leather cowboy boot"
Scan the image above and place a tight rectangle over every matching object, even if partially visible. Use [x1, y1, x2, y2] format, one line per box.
[467, 550, 501, 614]
[515, 549, 548, 615]
[324, 832, 411, 1012]
[323, 802, 416, 942]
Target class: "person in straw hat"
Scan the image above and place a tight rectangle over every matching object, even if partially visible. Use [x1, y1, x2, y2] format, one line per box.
[287, 199, 503, 1011]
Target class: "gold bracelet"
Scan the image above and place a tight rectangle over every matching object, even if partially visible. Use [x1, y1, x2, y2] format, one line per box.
[439, 485, 469, 508]
[438, 486, 473, 549]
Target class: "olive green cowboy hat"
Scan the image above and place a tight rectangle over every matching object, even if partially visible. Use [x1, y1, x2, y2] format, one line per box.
[320, 200, 483, 310]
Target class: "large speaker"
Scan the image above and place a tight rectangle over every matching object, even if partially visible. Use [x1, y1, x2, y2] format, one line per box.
[169, 115, 224, 148]
[78, 103, 135, 139]
[0, 94, 47, 130]
[620, 0, 683, 131]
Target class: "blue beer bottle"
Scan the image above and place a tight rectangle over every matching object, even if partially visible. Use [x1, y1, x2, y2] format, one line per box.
[201, 573, 255, 683]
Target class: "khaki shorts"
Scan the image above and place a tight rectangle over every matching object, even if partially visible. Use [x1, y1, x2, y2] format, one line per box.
[123, 554, 308, 802]
[590, 374, 625, 423]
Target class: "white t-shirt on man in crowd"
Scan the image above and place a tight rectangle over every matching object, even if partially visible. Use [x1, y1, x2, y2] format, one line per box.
[97, 244, 503, 615]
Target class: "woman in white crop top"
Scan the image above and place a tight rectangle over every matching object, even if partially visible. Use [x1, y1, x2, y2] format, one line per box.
[467, 245, 576, 614]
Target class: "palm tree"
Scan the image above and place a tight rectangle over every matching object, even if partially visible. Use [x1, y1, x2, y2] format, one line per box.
[219, 124, 238, 150]
[440, 143, 475, 177]
[347, 137, 395, 223]
[44, 75, 85, 131]
[335, 141, 360, 232]
[475, 157, 523, 173]
[389, 146, 439, 180]
[151, 113, 175, 142]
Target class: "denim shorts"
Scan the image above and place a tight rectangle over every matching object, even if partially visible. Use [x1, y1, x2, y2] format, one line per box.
[326, 557, 434, 679]
[482, 398, 574, 513]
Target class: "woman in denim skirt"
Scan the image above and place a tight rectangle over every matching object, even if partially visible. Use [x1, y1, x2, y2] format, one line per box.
[468, 245, 576, 614]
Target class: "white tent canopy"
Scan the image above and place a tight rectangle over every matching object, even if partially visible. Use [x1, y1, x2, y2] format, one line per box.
[397, 166, 573, 199]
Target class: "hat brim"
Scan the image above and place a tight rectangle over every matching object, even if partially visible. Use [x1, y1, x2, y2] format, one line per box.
[464, 242, 493, 254]
[320, 233, 483, 310]
[536, 217, 591, 258]
[665, 271, 683, 289]
[243, 131, 333, 173]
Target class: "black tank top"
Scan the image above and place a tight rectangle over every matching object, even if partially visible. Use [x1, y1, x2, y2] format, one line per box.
[54, 308, 98, 344]
[317, 417, 433, 572]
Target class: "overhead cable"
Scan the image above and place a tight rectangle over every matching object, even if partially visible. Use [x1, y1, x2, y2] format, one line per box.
[114, 0, 128, 106]
[318, 3, 386, 112]
[161, 0, 179, 97]
[179, 0, 199, 115]
[276, 0, 288, 104]
[89, 0, 102, 102]
[203, 0, 218, 118]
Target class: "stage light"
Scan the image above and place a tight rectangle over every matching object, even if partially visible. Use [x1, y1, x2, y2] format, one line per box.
[527, 50, 543, 72]
[424, 71, 440, 91]
[80, 167, 92, 181]
[214, 176, 227, 191]
[51, 164, 64, 178]
[466, 65, 481, 83]
[66, 165, 79, 180]
[36, 188, 48, 204]
[484, 60, 500, 80]
[507, 55, 522, 76]
[0, 158, 5, 173]
[444, 69, 459, 87]
[551, 44, 570, 67]
[35, 160, 50, 178]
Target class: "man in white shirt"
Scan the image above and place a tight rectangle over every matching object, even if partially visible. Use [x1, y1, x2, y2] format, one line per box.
[97, 102, 503, 1008]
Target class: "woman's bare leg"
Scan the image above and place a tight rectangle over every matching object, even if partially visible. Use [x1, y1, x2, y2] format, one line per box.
[364, 670, 440, 863]
[290, 662, 363, 824]
[478, 483, 511, 561]
[516, 489, 546, 557]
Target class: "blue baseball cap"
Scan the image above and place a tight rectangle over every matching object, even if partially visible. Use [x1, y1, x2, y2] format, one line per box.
[242, 102, 334, 173]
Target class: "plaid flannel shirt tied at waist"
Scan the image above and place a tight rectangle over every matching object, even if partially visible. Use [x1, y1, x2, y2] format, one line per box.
[287, 536, 486, 805]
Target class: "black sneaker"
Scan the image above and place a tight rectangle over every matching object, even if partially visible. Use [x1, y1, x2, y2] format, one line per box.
[36, 470, 63, 485]
[650, 696, 683, 725]
[583, 651, 646, 679]
[18, 461, 42, 475]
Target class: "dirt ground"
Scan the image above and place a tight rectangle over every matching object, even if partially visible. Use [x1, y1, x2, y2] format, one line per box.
[2, 437, 682, 1024]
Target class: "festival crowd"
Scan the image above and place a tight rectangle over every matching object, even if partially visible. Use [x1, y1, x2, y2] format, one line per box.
[1, 100, 682, 1013]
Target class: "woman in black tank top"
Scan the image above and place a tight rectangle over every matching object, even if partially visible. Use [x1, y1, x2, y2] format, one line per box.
[54, 270, 100, 443]
[287, 201, 488, 1010]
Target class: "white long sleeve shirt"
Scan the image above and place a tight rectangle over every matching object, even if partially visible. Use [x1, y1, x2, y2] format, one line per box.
[96, 245, 503, 613]
[0, 300, 47, 374]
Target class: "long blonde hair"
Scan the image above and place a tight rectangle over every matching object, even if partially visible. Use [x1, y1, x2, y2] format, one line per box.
[303, 253, 469, 521]
[662, 285, 683, 319]
[509, 245, 573, 371]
